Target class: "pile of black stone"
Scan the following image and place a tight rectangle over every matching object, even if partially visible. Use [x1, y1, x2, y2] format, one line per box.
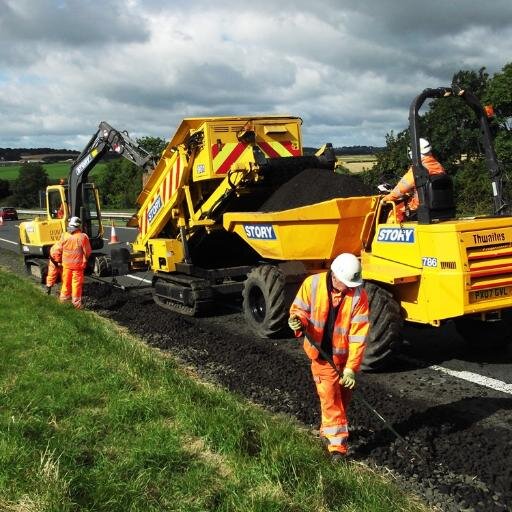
[260, 168, 374, 212]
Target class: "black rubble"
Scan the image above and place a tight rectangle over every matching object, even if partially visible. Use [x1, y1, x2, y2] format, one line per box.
[259, 168, 375, 212]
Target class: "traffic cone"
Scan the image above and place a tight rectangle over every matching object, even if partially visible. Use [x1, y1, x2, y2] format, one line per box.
[109, 222, 120, 244]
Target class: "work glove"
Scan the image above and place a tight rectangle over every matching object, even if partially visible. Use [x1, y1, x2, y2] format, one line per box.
[377, 183, 392, 194]
[340, 368, 356, 389]
[288, 315, 303, 332]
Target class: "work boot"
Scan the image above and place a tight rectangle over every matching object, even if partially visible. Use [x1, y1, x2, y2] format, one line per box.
[46, 285, 52, 295]
[330, 451, 347, 463]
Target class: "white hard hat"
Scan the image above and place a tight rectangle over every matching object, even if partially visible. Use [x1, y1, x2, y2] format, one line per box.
[68, 216, 81, 228]
[408, 138, 432, 159]
[330, 253, 363, 288]
[419, 138, 431, 155]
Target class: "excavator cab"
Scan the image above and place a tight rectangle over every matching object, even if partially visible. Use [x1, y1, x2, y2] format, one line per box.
[43, 182, 103, 249]
[78, 183, 104, 250]
[47, 186, 67, 220]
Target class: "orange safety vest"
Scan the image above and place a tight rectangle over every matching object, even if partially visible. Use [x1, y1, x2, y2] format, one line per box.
[61, 230, 92, 270]
[290, 272, 369, 372]
[49, 240, 63, 263]
[385, 154, 445, 212]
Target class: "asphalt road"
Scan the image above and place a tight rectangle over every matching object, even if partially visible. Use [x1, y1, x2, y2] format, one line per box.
[2, 217, 512, 511]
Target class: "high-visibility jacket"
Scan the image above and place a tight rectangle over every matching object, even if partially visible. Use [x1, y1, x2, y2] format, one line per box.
[49, 240, 63, 264]
[46, 240, 63, 287]
[383, 154, 445, 212]
[290, 272, 369, 372]
[61, 230, 92, 270]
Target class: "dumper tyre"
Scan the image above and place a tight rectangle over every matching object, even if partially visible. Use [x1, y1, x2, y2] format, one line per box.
[243, 265, 287, 338]
[361, 282, 403, 372]
[454, 314, 512, 348]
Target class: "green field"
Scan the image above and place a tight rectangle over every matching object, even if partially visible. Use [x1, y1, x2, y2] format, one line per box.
[0, 269, 429, 512]
[0, 162, 107, 182]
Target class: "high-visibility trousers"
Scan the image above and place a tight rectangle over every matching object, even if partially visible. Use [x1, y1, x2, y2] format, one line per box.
[311, 359, 353, 454]
[59, 267, 85, 309]
[46, 261, 61, 287]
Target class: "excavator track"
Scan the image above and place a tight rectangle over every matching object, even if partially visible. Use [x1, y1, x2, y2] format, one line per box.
[152, 290, 212, 317]
[152, 274, 213, 317]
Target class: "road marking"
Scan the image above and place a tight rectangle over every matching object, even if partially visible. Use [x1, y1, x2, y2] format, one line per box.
[399, 355, 512, 395]
[0, 237, 18, 245]
[126, 274, 152, 284]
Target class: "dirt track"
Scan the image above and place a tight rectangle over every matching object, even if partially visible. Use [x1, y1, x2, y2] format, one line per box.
[2, 248, 511, 512]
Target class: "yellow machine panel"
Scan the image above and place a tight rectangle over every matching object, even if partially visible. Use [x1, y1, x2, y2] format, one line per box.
[147, 239, 184, 273]
[19, 218, 65, 249]
[366, 216, 512, 325]
[133, 115, 305, 257]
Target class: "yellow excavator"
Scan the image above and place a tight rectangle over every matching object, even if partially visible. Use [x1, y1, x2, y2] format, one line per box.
[18, 122, 156, 281]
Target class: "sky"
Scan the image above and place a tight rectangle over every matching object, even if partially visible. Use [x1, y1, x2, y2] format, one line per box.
[0, 0, 512, 151]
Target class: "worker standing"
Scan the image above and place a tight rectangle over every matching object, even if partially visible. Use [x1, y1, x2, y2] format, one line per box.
[382, 138, 445, 222]
[59, 216, 92, 309]
[288, 253, 369, 461]
[45, 239, 63, 295]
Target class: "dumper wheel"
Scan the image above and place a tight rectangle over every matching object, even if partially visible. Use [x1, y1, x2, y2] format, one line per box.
[243, 265, 287, 338]
[361, 282, 403, 372]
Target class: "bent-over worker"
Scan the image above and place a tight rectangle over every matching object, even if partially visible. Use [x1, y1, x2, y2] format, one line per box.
[288, 253, 369, 461]
[59, 216, 91, 309]
[45, 239, 63, 295]
[382, 138, 445, 222]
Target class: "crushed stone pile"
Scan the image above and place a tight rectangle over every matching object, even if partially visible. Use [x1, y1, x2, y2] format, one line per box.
[260, 168, 374, 212]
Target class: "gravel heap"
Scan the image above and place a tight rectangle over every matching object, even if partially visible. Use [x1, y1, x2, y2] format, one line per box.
[260, 168, 374, 212]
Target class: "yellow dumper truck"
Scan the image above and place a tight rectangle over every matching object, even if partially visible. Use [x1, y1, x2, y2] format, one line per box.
[105, 87, 512, 370]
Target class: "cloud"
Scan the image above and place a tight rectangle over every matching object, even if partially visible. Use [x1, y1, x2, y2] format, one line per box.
[0, 0, 511, 149]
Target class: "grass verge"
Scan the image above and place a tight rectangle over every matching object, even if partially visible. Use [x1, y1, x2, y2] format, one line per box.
[0, 269, 429, 511]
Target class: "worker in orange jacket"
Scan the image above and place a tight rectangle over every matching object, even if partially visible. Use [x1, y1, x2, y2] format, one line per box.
[59, 216, 92, 309]
[45, 239, 63, 295]
[382, 138, 445, 222]
[288, 253, 369, 462]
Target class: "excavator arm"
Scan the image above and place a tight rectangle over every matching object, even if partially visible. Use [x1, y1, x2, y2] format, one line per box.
[68, 121, 157, 217]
